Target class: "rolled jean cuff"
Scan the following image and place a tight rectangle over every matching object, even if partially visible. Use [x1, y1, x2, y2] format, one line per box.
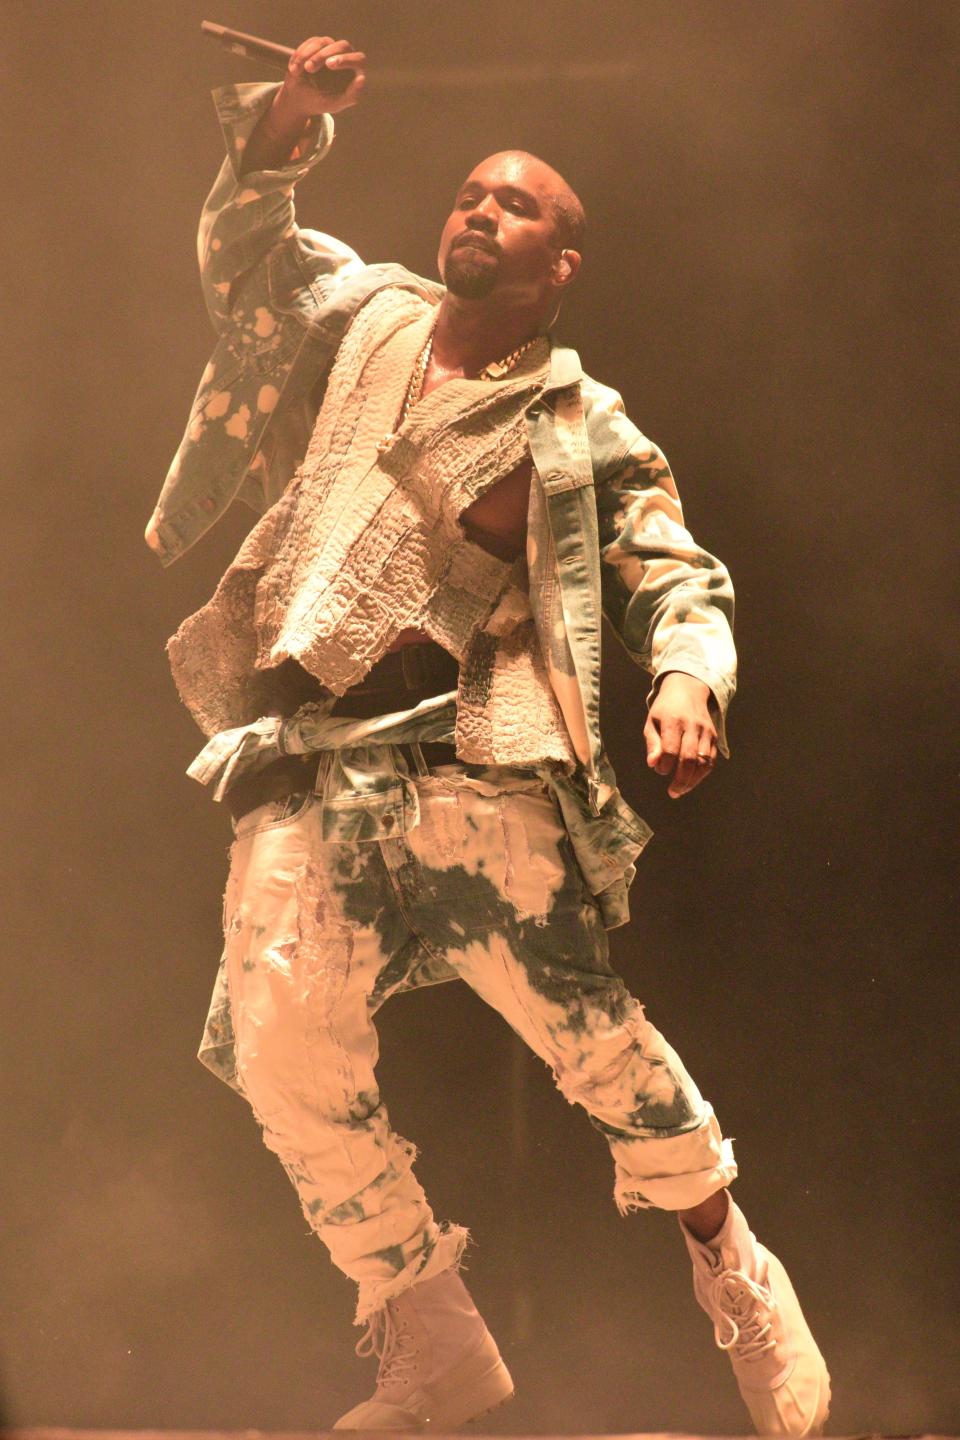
[354, 1222, 470, 1325]
[611, 1106, 738, 1214]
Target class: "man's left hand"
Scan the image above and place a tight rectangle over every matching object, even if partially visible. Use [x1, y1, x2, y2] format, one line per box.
[644, 672, 719, 799]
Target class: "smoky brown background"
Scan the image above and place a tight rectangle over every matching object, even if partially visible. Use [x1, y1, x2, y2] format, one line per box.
[1, 0, 957, 1433]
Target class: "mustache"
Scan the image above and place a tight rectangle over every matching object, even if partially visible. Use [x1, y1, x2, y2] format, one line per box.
[452, 231, 501, 258]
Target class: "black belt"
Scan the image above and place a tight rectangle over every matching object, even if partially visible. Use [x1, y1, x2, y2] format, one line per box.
[327, 643, 459, 718]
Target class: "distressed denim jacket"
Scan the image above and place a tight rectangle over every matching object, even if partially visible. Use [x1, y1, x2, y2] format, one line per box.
[149, 82, 737, 930]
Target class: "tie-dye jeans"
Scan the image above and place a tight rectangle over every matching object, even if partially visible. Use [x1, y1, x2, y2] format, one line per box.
[210, 754, 737, 1323]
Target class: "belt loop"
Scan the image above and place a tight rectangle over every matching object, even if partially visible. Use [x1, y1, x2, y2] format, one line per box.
[406, 742, 430, 778]
[312, 750, 331, 795]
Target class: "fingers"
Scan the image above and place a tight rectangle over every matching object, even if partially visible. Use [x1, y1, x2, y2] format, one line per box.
[336, 71, 367, 109]
[287, 37, 367, 111]
[646, 713, 717, 799]
[291, 37, 366, 76]
[288, 37, 332, 73]
[643, 712, 661, 768]
[308, 47, 368, 75]
[667, 722, 717, 798]
[290, 37, 333, 67]
[649, 716, 682, 779]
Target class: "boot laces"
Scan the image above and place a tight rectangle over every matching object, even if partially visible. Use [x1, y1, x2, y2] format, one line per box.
[706, 1267, 779, 1363]
[355, 1304, 419, 1388]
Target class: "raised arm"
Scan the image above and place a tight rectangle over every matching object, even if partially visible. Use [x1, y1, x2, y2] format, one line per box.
[145, 39, 370, 563]
[588, 383, 737, 798]
[200, 36, 367, 332]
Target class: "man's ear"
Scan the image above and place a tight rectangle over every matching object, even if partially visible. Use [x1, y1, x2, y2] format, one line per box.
[553, 248, 582, 286]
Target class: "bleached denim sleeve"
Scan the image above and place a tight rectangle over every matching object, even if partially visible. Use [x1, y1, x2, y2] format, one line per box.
[590, 386, 736, 758]
[199, 81, 363, 332]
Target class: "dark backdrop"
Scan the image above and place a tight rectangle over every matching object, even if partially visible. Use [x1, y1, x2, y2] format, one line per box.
[2, 0, 957, 1432]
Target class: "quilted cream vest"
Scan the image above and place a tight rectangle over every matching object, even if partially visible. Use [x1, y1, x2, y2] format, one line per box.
[167, 287, 578, 770]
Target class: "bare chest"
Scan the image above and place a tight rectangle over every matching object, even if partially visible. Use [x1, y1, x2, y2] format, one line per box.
[420, 363, 532, 563]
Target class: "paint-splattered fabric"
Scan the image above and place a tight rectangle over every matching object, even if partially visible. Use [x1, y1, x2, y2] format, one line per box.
[205, 756, 737, 1322]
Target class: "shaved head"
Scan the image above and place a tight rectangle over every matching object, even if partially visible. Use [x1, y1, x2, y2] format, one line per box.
[476, 149, 587, 255]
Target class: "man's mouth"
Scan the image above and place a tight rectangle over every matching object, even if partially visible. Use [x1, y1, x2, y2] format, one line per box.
[453, 234, 500, 257]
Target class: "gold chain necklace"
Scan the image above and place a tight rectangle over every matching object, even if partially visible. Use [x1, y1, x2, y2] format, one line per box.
[376, 320, 542, 456]
[476, 334, 543, 381]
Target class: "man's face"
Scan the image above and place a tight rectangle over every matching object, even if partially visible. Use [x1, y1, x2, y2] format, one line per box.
[437, 153, 568, 310]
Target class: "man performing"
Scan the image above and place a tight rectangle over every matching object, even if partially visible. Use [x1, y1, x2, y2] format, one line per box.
[146, 35, 830, 1436]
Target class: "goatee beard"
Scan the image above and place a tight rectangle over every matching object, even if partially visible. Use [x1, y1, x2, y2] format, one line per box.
[443, 253, 499, 299]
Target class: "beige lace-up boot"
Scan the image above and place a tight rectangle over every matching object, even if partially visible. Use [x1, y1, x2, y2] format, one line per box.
[680, 1195, 831, 1436]
[333, 1266, 515, 1431]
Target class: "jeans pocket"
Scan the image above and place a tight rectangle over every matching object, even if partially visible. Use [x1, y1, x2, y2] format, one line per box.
[230, 788, 315, 841]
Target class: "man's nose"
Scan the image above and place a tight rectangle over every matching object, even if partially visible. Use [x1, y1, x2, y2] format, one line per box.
[466, 200, 498, 233]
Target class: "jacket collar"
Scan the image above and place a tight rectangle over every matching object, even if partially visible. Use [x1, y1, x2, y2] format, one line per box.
[543, 342, 584, 395]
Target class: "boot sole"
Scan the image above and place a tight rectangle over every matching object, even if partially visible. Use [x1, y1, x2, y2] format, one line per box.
[425, 1352, 516, 1430]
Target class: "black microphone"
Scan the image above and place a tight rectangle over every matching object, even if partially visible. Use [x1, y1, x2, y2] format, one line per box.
[200, 21, 355, 96]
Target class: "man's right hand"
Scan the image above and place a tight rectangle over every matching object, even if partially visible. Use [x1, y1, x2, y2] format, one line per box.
[279, 36, 367, 120]
[239, 37, 366, 175]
